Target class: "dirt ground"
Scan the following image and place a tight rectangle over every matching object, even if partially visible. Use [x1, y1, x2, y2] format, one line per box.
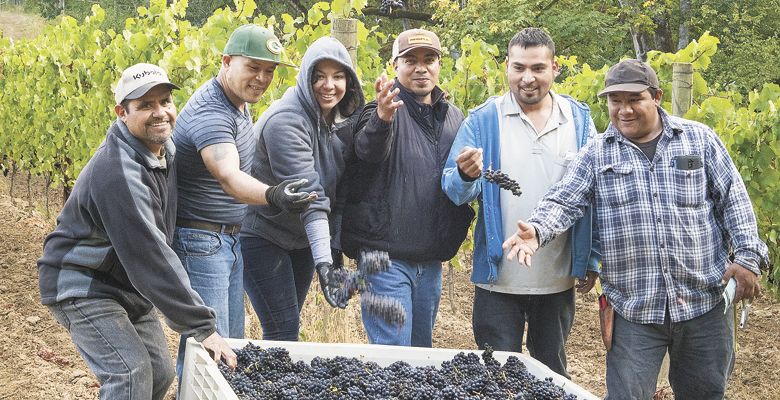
[0, 174, 778, 400]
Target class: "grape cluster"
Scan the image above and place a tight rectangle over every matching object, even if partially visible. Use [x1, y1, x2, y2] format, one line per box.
[220, 344, 579, 399]
[483, 167, 523, 197]
[378, 0, 405, 13]
[329, 249, 406, 327]
[360, 293, 406, 327]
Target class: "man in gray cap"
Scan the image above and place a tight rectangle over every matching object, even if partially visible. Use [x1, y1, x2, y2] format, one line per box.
[38, 63, 237, 400]
[171, 24, 314, 378]
[502, 58, 766, 399]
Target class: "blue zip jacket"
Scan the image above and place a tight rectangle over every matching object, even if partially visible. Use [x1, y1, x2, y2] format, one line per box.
[442, 94, 601, 284]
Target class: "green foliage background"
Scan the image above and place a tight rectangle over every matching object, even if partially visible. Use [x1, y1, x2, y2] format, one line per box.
[1, 0, 777, 283]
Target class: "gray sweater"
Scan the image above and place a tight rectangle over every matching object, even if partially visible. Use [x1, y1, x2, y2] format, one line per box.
[38, 120, 216, 341]
[242, 37, 365, 250]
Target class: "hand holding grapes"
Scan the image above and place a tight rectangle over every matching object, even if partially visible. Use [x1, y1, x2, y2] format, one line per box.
[456, 146, 483, 180]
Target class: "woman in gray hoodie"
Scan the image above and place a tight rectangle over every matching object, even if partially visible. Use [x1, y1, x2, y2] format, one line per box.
[240, 36, 365, 340]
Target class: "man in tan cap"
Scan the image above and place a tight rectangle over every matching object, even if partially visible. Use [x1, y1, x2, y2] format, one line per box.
[38, 63, 237, 400]
[171, 24, 314, 380]
[340, 28, 474, 347]
[502, 58, 766, 399]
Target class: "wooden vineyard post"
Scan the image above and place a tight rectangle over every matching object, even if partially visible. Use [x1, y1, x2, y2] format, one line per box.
[672, 62, 693, 117]
[331, 18, 358, 68]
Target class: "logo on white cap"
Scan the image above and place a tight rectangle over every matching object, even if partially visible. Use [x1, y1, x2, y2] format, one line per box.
[114, 63, 177, 105]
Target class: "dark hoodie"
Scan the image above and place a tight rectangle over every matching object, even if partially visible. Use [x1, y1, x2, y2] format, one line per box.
[241, 37, 365, 249]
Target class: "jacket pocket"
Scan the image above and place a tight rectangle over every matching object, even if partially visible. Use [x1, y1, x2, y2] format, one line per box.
[343, 199, 389, 242]
[596, 163, 638, 207]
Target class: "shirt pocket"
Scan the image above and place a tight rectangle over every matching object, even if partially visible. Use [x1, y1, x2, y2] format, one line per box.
[597, 163, 638, 207]
[672, 168, 707, 207]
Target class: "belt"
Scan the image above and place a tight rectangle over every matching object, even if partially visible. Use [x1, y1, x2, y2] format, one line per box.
[176, 219, 241, 235]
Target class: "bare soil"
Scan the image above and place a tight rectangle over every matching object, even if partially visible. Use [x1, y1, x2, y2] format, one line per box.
[0, 175, 778, 400]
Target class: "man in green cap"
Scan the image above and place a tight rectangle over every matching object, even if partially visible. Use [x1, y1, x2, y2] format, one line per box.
[171, 24, 313, 382]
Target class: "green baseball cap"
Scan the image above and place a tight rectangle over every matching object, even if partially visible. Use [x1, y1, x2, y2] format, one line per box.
[224, 24, 295, 67]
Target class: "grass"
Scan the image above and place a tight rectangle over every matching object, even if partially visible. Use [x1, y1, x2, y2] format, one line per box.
[0, 6, 46, 40]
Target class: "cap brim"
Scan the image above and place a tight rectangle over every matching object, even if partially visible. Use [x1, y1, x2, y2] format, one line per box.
[598, 83, 651, 97]
[231, 54, 297, 68]
[124, 81, 180, 101]
[394, 45, 442, 60]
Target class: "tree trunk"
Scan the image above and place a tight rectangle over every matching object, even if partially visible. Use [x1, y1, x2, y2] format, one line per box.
[677, 0, 691, 49]
[618, 0, 652, 61]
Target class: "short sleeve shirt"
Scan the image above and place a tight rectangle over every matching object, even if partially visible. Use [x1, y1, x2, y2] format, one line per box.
[172, 78, 255, 225]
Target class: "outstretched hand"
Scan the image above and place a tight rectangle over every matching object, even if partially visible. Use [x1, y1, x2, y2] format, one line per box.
[265, 178, 317, 213]
[374, 73, 403, 122]
[502, 220, 539, 266]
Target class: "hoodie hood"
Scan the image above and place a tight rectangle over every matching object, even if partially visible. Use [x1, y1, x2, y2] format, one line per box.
[295, 36, 365, 124]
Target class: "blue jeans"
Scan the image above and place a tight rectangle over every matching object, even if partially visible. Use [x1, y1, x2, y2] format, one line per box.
[48, 297, 174, 400]
[605, 301, 734, 400]
[241, 235, 315, 341]
[472, 286, 575, 378]
[362, 259, 442, 347]
[172, 227, 244, 380]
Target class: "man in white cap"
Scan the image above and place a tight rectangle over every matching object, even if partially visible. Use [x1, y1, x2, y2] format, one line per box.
[38, 63, 237, 400]
[340, 29, 474, 347]
[171, 24, 314, 377]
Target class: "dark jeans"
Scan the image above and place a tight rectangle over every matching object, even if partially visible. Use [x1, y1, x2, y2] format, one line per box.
[241, 235, 315, 341]
[48, 297, 174, 400]
[472, 286, 575, 378]
[605, 301, 734, 400]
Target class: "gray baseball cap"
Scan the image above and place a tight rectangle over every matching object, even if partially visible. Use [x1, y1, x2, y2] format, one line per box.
[114, 63, 179, 105]
[598, 59, 660, 97]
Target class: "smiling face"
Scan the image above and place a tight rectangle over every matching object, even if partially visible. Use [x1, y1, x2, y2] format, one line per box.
[312, 59, 347, 121]
[506, 44, 558, 108]
[219, 55, 277, 110]
[606, 89, 664, 142]
[393, 47, 440, 104]
[115, 84, 176, 155]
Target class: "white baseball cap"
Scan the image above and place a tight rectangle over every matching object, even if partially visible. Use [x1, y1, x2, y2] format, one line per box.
[114, 63, 179, 105]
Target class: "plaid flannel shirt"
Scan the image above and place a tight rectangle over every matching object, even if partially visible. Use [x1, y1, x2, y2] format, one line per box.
[529, 108, 767, 324]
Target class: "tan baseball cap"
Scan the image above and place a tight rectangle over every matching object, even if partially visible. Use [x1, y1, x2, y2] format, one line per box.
[391, 29, 442, 61]
[114, 63, 179, 105]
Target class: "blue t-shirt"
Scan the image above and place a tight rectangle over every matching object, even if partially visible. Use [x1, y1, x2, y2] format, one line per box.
[173, 78, 254, 225]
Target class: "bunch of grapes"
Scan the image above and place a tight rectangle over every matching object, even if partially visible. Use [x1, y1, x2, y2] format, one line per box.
[330, 249, 406, 328]
[219, 344, 580, 399]
[378, 0, 405, 13]
[483, 166, 523, 197]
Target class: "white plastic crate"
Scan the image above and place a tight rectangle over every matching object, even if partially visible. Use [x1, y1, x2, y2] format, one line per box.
[180, 338, 599, 400]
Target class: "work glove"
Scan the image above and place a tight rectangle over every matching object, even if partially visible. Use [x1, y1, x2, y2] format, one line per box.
[265, 178, 315, 213]
[316, 260, 348, 309]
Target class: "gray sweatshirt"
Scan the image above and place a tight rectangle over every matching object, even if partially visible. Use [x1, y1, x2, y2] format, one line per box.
[38, 120, 216, 341]
[242, 36, 365, 250]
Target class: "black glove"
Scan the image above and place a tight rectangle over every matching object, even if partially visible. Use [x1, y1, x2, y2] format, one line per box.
[265, 178, 314, 213]
[316, 261, 347, 309]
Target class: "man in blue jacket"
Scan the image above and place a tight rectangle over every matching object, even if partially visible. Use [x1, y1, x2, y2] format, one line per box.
[442, 28, 600, 377]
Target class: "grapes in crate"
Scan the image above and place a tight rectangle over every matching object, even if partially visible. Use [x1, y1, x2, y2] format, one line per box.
[219, 344, 579, 399]
[483, 167, 523, 197]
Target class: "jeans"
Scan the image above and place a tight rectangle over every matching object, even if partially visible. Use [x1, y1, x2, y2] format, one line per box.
[48, 297, 174, 400]
[241, 235, 315, 341]
[362, 259, 442, 347]
[472, 286, 575, 378]
[172, 227, 244, 381]
[605, 301, 734, 400]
